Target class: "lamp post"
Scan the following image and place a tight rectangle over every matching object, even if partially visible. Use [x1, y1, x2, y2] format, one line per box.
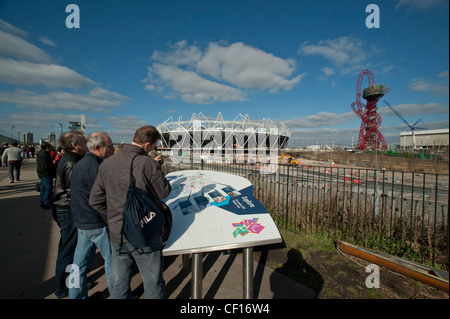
[374, 134, 378, 170]
[328, 139, 335, 164]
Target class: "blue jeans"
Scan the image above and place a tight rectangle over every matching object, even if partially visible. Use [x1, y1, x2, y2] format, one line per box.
[40, 176, 53, 206]
[55, 208, 78, 298]
[7, 161, 21, 181]
[69, 227, 111, 299]
[110, 236, 165, 299]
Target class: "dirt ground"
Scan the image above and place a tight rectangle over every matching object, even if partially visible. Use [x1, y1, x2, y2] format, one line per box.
[254, 229, 449, 299]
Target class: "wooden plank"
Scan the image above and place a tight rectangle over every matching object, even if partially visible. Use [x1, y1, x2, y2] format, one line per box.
[337, 240, 449, 292]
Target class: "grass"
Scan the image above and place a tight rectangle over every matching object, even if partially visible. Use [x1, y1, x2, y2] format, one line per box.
[266, 227, 448, 299]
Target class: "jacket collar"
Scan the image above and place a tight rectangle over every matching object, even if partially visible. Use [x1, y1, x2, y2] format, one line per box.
[86, 151, 104, 163]
[65, 150, 84, 162]
[123, 144, 147, 156]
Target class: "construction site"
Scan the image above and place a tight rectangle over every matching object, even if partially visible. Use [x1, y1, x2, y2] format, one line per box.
[156, 69, 449, 279]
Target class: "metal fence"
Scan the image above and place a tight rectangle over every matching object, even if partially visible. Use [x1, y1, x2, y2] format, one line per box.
[164, 161, 449, 270]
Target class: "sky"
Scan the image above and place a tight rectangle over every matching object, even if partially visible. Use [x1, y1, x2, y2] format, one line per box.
[0, 0, 448, 147]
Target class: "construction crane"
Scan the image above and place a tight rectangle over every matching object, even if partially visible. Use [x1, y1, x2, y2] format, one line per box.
[383, 100, 427, 150]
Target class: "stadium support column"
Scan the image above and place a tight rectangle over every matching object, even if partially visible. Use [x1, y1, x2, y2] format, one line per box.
[81, 114, 86, 135]
[193, 120, 201, 164]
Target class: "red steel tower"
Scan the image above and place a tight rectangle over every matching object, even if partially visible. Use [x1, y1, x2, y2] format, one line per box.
[351, 69, 389, 151]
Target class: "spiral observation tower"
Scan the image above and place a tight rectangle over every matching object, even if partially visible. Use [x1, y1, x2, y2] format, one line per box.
[351, 69, 389, 151]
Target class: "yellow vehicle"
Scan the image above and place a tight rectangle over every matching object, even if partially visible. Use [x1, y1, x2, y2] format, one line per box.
[279, 154, 299, 165]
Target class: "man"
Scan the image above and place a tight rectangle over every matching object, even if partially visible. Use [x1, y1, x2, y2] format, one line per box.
[36, 142, 56, 209]
[29, 145, 36, 158]
[90, 125, 171, 299]
[69, 132, 115, 299]
[1, 142, 23, 183]
[52, 130, 89, 298]
[0, 142, 8, 167]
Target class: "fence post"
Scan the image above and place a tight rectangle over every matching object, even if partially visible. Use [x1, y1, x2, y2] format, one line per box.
[433, 174, 439, 267]
[285, 165, 290, 228]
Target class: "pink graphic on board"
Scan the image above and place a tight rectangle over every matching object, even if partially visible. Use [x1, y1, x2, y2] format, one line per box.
[232, 218, 265, 238]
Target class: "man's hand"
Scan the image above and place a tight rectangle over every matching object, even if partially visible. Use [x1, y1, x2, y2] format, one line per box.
[153, 154, 163, 163]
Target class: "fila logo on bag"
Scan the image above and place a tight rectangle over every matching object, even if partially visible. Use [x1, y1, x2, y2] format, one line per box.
[139, 211, 156, 228]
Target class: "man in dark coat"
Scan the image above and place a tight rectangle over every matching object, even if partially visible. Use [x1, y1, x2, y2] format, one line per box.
[69, 131, 114, 299]
[36, 142, 56, 209]
[90, 125, 171, 299]
[52, 130, 88, 298]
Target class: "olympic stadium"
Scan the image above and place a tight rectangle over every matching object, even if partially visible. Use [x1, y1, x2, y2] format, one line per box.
[156, 113, 290, 162]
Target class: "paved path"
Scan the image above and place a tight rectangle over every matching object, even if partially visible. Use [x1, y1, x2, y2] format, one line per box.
[0, 158, 312, 299]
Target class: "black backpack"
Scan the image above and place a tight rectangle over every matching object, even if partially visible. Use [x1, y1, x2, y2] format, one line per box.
[120, 154, 171, 252]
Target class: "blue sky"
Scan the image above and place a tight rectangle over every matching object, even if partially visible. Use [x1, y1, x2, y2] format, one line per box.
[0, 0, 448, 147]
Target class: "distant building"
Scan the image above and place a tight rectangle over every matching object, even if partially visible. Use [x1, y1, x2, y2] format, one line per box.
[46, 132, 56, 146]
[387, 143, 400, 150]
[305, 145, 331, 151]
[23, 132, 33, 145]
[400, 129, 449, 150]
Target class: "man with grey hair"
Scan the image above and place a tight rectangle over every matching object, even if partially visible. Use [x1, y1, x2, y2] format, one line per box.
[53, 130, 88, 298]
[90, 125, 170, 299]
[69, 132, 114, 299]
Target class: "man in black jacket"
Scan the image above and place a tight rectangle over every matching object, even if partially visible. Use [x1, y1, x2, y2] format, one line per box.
[69, 132, 114, 299]
[90, 125, 171, 299]
[36, 142, 56, 209]
[52, 130, 88, 298]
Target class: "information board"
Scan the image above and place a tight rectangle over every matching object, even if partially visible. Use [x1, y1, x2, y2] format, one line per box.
[162, 170, 282, 256]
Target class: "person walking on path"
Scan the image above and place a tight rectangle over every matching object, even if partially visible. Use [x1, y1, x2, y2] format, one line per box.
[52, 130, 89, 298]
[1, 142, 23, 183]
[36, 142, 56, 209]
[0, 142, 8, 168]
[90, 125, 171, 299]
[29, 145, 36, 158]
[69, 132, 115, 299]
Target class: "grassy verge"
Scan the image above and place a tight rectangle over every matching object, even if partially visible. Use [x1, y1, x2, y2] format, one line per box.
[260, 227, 449, 299]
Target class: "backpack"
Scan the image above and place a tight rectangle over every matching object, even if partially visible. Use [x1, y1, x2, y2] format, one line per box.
[120, 154, 168, 252]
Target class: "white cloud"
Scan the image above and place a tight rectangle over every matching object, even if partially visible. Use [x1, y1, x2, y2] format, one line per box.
[0, 19, 130, 114]
[284, 103, 448, 131]
[408, 74, 449, 96]
[107, 115, 147, 132]
[0, 88, 128, 112]
[381, 64, 395, 74]
[378, 102, 449, 118]
[0, 30, 52, 63]
[289, 127, 360, 146]
[284, 111, 356, 129]
[197, 42, 304, 93]
[151, 40, 202, 67]
[285, 103, 449, 147]
[39, 36, 57, 47]
[147, 63, 246, 104]
[318, 66, 335, 81]
[321, 67, 335, 77]
[396, 0, 448, 11]
[0, 58, 95, 88]
[0, 19, 27, 38]
[437, 70, 449, 78]
[105, 115, 150, 142]
[145, 40, 304, 104]
[299, 36, 367, 69]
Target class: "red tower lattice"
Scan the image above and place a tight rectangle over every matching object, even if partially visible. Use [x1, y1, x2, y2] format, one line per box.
[351, 69, 389, 151]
